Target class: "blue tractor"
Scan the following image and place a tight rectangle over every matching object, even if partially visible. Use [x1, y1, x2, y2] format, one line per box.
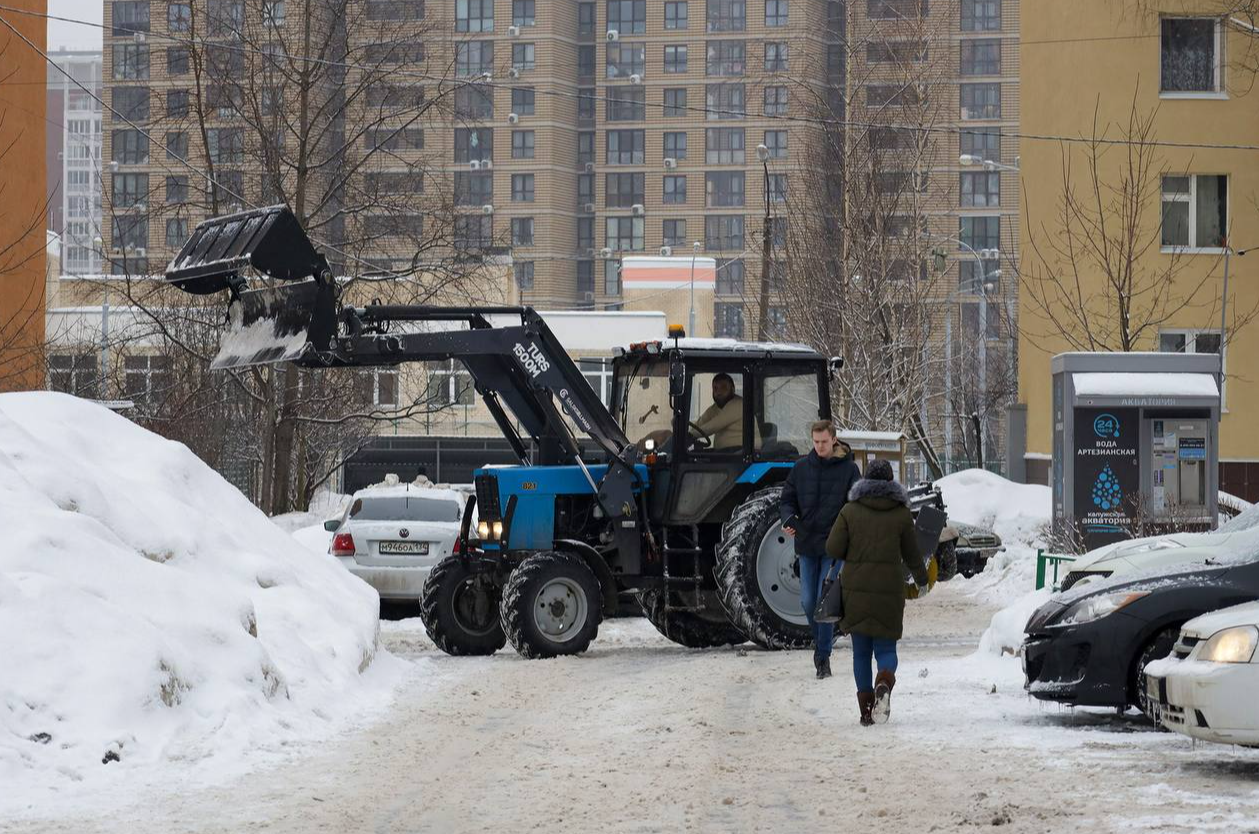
[167, 207, 842, 658]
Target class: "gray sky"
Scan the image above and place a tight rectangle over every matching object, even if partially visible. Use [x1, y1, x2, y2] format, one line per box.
[47, 0, 102, 52]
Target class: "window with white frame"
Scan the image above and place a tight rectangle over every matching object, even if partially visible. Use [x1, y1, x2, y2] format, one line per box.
[1161, 18, 1221, 93]
[579, 358, 614, 405]
[426, 361, 472, 405]
[1159, 328, 1224, 402]
[124, 355, 171, 407]
[1161, 175, 1227, 249]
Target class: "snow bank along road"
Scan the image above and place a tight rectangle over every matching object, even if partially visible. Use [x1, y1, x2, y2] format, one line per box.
[9, 586, 1259, 834]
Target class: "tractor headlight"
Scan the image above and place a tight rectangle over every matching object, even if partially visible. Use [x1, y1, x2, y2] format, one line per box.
[644, 438, 657, 452]
[1057, 591, 1150, 627]
[477, 520, 490, 540]
[492, 520, 503, 540]
[1198, 626, 1259, 664]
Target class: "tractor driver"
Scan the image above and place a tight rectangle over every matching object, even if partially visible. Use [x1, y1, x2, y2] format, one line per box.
[637, 372, 756, 452]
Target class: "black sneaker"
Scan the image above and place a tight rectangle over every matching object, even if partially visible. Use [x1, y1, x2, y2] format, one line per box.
[813, 654, 822, 677]
[819, 657, 832, 679]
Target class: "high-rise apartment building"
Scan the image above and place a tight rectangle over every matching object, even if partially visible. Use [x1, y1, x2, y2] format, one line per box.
[46, 50, 103, 276]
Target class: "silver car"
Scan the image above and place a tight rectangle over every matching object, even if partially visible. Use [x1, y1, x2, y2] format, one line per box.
[326, 485, 466, 601]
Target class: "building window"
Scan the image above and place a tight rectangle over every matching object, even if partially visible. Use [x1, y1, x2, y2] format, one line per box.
[578, 1, 595, 35]
[606, 217, 644, 250]
[578, 131, 595, 164]
[961, 0, 1000, 31]
[607, 0, 646, 33]
[606, 129, 645, 164]
[706, 171, 745, 207]
[578, 173, 594, 206]
[1162, 18, 1221, 93]
[607, 87, 646, 120]
[606, 172, 645, 207]
[207, 0, 245, 35]
[960, 127, 999, 158]
[456, 41, 494, 76]
[961, 303, 1002, 340]
[112, 129, 148, 164]
[707, 83, 746, 119]
[112, 173, 148, 209]
[113, 0, 150, 34]
[512, 87, 536, 115]
[665, 0, 688, 28]
[663, 219, 687, 246]
[959, 171, 999, 207]
[511, 130, 535, 159]
[456, 0, 494, 32]
[164, 89, 188, 118]
[705, 127, 745, 164]
[165, 217, 188, 247]
[604, 259, 622, 294]
[366, 0, 424, 18]
[960, 83, 1000, 119]
[706, 40, 745, 76]
[511, 42, 536, 70]
[764, 42, 788, 72]
[366, 171, 425, 194]
[663, 175, 687, 204]
[512, 0, 535, 26]
[455, 215, 493, 250]
[867, 0, 924, 18]
[515, 261, 535, 290]
[706, 215, 743, 250]
[663, 88, 688, 117]
[763, 85, 787, 116]
[766, 305, 787, 337]
[607, 43, 646, 78]
[512, 173, 536, 202]
[367, 128, 424, 150]
[664, 131, 688, 159]
[426, 360, 473, 406]
[1162, 175, 1227, 249]
[958, 215, 999, 290]
[49, 354, 99, 398]
[665, 45, 688, 73]
[578, 88, 597, 121]
[577, 260, 595, 294]
[768, 173, 787, 203]
[167, 47, 189, 75]
[867, 40, 926, 63]
[206, 128, 244, 163]
[113, 44, 149, 80]
[578, 216, 595, 249]
[1159, 328, 1221, 397]
[765, 0, 787, 26]
[866, 85, 920, 107]
[165, 131, 187, 160]
[763, 129, 787, 159]
[455, 85, 494, 119]
[165, 175, 188, 203]
[707, 0, 745, 32]
[716, 258, 744, 294]
[578, 44, 596, 78]
[263, 0, 286, 25]
[960, 39, 1000, 75]
[511, 217, 534, 245]
[167, 2, 190, 31]
[454, 127, 493, 162]
[454, 171, 494, 205]
[714, 302, 744, 337]
[113, 214, 149, 251]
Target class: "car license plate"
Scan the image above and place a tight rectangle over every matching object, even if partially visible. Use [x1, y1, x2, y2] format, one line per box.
[379, 540, 429, 555]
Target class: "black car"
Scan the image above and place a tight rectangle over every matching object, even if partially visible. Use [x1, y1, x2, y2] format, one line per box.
[1021, 554, 1259, 711]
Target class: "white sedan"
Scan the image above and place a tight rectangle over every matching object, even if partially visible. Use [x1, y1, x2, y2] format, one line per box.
[326, 484, 468, 601]
[1144, 601, 1259, 746]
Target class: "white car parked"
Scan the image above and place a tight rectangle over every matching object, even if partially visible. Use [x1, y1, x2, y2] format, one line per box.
[1059, 502, 1259, 591]
[326, 484, 468, 601]
[1144, 601, 1259, 746]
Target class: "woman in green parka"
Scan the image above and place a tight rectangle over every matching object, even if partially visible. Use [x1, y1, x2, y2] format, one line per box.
[825, 458, 930, 726]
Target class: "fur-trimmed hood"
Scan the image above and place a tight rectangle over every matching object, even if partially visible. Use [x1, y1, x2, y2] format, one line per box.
[848, 477, 910, 507]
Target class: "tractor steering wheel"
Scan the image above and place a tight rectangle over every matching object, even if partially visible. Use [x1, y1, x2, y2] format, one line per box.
[688, 421, 712, 450]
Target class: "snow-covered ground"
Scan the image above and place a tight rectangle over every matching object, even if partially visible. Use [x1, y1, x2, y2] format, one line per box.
[0, 394, 402, 821]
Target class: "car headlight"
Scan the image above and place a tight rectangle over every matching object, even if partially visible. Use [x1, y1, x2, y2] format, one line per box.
[1057, 591, 1150, 627]
[1197, 625, 1259, 663]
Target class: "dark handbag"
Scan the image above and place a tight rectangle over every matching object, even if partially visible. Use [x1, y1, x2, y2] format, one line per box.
[814, 574, 844, 624]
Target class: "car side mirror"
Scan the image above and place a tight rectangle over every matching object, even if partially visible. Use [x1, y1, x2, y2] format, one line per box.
[669, 361, 686, 398]
[323, 519, 341, 532]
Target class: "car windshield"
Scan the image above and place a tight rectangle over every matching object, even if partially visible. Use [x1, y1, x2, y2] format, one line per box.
[1221, 502, 1259, 533]
[348, 496, 461, 523]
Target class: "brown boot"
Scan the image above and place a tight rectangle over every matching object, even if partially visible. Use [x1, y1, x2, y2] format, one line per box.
[857, 692, 875, 726]
[873, 670, 896, 724]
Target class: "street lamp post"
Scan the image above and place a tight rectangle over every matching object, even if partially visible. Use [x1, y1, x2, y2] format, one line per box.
[756, 143, 772, 341]
[688, 239, 701, 336]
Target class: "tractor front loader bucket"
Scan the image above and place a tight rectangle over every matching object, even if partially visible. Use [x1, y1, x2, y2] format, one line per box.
[165, 205, 338, 370]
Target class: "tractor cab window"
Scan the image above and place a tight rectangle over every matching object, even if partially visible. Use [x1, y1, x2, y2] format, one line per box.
[617, 362, 674, 446]
[687, 370, 756, 453]
[756, 366, 823, 460]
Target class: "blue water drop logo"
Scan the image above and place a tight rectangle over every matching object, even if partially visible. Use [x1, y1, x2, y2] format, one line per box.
[1092, 464, 1123, 511]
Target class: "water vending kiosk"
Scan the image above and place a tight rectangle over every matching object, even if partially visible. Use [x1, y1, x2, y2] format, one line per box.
[1051, 353, 1221, 550]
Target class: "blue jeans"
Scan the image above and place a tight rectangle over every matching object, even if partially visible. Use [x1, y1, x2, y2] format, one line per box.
[798, 555, 842, 658]
[850, 633, 898, 693]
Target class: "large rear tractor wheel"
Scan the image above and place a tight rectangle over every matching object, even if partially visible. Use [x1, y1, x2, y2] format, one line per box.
[714, 486, 813, 650]
[935, 540, 959, 582]
[637, 588, 747, 648]
[501, 551, 602, 659]
[420, 556, 506, 656]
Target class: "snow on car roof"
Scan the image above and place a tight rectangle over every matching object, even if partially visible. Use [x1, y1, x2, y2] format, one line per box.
[351, 484, 466, 504]
[1072, 372, 1219, 398]
[668, 337, 817, 353]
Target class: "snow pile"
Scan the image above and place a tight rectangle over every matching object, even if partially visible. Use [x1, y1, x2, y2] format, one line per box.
[977, 588, 1050, 656]
[936, 469, 1051, 606]
[0, 393, 386, 812]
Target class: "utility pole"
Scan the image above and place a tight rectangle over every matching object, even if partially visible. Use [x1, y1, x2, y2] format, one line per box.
[756, 144, 772, 340]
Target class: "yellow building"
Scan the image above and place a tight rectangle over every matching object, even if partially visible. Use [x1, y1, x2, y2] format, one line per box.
[1016, 1, 1259, 499]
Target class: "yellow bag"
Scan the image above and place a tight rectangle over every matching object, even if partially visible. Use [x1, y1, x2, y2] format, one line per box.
[905, 555, 939, 600]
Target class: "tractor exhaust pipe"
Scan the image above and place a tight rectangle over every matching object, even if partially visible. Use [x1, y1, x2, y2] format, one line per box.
[165, 205, 338, 369]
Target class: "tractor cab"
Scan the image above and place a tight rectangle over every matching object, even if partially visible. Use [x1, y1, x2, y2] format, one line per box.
[611, 334, 836, 525]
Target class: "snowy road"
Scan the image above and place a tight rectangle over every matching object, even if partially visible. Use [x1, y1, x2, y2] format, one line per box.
[8, 585, 1259, 834]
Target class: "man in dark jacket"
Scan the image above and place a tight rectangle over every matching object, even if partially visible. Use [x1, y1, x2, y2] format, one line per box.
[780, 420, 861, 679]
[826, 458, 930, 725]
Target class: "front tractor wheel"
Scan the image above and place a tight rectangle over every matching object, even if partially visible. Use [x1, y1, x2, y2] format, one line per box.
[420, 556, 506, 656]
[714, 486, 813, 650]
[935, 540, 959, 582]
[501, 551, 603, 659]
